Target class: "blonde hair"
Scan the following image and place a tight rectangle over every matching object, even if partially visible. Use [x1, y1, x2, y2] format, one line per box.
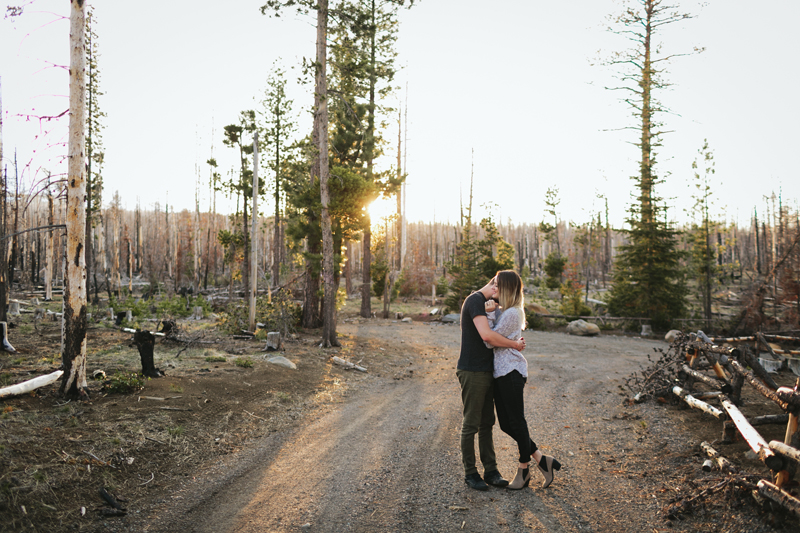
[496, 270, 525, 329]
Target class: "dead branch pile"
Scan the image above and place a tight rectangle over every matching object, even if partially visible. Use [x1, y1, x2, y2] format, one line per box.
[627, 331, 800, 522]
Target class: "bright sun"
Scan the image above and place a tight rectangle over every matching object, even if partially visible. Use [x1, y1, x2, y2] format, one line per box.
[367, 196, 396, 222]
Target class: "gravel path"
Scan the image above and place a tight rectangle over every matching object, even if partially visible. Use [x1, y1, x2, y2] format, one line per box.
[129, 323, 686, 532]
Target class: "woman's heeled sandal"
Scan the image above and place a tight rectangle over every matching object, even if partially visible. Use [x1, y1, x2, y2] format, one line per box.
[537, 455, 561, 488]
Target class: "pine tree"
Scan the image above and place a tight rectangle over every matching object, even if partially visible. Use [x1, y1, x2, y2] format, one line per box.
[605, 0, 698, 329]
[85, 4, 105, 303]
[258, 64, 297, 288]
[688, 139, 717, 329]
[445, 217, 515, 313]
[222, 111, 258, 293]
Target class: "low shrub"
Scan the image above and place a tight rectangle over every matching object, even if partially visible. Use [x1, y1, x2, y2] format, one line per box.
[104, 372, 146, 394]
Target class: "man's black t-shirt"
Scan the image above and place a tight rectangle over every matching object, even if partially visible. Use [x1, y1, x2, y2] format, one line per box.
[457, 291, 494, 372]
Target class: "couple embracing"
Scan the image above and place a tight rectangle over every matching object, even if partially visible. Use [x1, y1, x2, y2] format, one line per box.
[456, 270, 561, 491]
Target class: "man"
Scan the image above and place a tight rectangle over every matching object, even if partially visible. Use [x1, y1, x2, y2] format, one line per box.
[456, 276, 526, 491]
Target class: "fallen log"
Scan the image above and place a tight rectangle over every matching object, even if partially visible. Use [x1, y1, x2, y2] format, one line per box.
[693, 391, 724, 400]
[729, 360, 787, 410]
[672, 386, 727, 419]
[0, 370, 63, 399]
[331, 356, 367, 372]
[122, 327, 165, 338]
[757, 479, 800, 519]
[774, 387, 800, 412]
[698, 347, 730, 380]
[758, 332, 782, 360]
[700, 441, 736, 473]
[741, 349, 780, 391]
[722, 414, 790, 443]
[720, 395, 783, 471]
[770, 441, 800, 464]
[681, 364, 731, 393]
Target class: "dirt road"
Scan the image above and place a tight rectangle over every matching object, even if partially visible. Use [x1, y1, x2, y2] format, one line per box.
[115, 321, 707, 533]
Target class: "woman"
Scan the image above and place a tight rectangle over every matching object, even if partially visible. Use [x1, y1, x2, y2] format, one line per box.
[485, 270, 561, 489]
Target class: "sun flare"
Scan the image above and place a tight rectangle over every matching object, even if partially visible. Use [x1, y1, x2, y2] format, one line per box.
[367, 196, 397, 222]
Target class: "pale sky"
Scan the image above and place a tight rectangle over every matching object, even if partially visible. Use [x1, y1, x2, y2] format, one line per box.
[2, 1, 798, 229]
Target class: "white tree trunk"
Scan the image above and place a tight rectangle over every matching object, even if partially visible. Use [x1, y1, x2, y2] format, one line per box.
[61, 0, 88, 399]
[194, 185, 200, 290]
[249, 132, 259, 331]
[113, 207, 120, 294]
[45, 190, 54, 300]
[1, 370, 64, 400]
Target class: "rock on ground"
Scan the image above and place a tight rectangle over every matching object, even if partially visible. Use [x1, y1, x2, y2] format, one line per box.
[566, 319, 600, 336]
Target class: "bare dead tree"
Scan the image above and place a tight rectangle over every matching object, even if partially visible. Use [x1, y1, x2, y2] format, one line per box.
[60, 0, 89, 401]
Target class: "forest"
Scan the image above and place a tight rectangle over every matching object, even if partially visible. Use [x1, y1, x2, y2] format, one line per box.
[0, 0, 797, 394]
[3, 2, 800, 531]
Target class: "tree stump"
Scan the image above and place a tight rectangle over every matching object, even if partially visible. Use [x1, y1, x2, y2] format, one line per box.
[0, 322, 16, 353]
[8, 302, 20, 316]
[193, 306, 204, 320]
[159, 320, 177, 338]
[133, 330, 164, 378]
[265, 332, 281, 352]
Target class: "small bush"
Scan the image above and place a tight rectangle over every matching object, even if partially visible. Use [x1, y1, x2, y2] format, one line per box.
[155, 294, 209, 319]
[525, 309, 547, 331]
[544, 253, 567, 289]
[109, 295, 150, 318]
[436, 275, 449, 298]
[205, 355, 227, 363]
[168, 426, 184, 437]
[235, 357, 254, 368]
[220, 289, 300, 336]
[104, 372, 146, 394]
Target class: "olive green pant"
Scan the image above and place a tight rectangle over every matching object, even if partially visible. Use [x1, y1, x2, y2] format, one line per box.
[456, 369, 497, 476]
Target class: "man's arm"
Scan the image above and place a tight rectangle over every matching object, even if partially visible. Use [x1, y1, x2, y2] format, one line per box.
[474, 315, 524, 350]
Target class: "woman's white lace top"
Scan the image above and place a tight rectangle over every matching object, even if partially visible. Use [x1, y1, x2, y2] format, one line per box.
[485, 307, 527, 378]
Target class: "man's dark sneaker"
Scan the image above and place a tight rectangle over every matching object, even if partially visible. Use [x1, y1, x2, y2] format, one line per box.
[464, 473, 489, 491]
[484, 470, 509, 487]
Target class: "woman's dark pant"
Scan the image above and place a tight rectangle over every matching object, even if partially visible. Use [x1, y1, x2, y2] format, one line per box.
[494, 370, 538, 463]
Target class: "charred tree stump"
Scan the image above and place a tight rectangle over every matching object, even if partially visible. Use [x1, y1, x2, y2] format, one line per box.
[730, 371, 745, 405]
[159, 320, 177, 339]
[265, 332, 281, 352]
[133, 330, 163, 378]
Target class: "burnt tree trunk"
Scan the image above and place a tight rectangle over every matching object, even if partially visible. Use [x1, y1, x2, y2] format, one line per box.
[60, 0, 89, 401]
[133, 330, 163, 378]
